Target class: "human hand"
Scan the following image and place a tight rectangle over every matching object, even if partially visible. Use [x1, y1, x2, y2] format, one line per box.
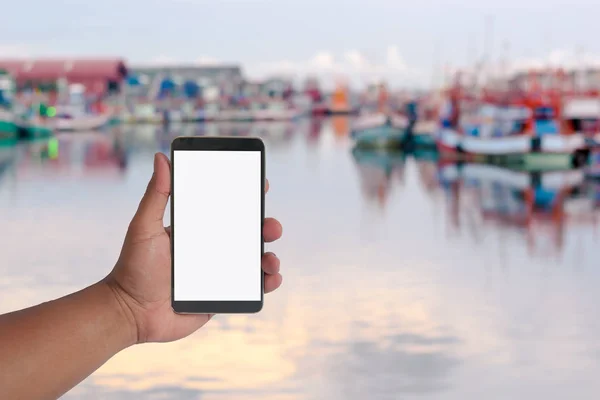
[105, 153, 283, 344]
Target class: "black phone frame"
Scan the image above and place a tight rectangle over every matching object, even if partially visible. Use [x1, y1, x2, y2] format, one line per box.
[170, 136, 265, 314]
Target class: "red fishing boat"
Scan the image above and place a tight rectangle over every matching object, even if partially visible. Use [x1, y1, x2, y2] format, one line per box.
[436, 71, 590, 170]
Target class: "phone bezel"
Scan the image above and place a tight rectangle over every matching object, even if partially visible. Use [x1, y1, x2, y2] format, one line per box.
[170, 136, 265, 314]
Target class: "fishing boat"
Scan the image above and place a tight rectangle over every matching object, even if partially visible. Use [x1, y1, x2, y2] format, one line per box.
[411, 120, 438, 149]
[53, 106, 112, 131]
[252, 101, 302, 121]
[437, 97, 589, 170]
[351, 113, 408, 149]
[562, 97, 600, 134]
[0, 70, 18, 145]
[122, 103, 163, 124]
[303, 78, 328, 116]
[328, 84, 353, 115]
[13, 101, 53, 140]
[403, 99, 437, 150]
[434, 67, 600, 170]
[51, 84, 113, 131]
[54, 114, 111, 131]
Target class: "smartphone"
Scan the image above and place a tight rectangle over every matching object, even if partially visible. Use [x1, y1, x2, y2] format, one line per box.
[171, 137, 265, 314]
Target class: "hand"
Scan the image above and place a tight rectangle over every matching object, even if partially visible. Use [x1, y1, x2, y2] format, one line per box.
[105, 153, 283, 344]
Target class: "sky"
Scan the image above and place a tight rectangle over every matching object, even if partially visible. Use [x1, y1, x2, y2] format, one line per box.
[1, 0, 600, 88]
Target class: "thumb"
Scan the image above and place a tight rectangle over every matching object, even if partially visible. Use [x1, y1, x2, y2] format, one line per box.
[130, 153, 171, 233]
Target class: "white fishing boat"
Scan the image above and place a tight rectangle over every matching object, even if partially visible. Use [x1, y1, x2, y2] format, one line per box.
[352, 113, 407, 132]
[54, 111, 112, 131]
[52, 84, 113, 131]
[437, 127, 586, 154]
[122, 103, 163, 124]
[437, 101, 589, 170]
[252, 102, 302, 121]
[350, 113, 408, 149]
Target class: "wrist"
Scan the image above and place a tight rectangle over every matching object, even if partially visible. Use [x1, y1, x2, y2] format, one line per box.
[101, 279, 139, 347]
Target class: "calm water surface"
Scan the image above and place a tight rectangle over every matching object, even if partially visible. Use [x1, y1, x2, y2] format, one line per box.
[1, 118, 599, 399]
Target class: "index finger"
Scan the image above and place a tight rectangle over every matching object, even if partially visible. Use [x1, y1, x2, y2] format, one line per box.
[265, 179, 269, 193]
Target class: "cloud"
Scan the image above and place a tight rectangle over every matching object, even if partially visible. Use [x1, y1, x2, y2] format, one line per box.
[344, 50, 369, 69]
[195, 56, 220, 66]
[245, 46, 425, 89]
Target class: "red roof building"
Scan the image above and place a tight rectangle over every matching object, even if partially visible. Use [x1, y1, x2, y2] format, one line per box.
[0, 58, 128, 94]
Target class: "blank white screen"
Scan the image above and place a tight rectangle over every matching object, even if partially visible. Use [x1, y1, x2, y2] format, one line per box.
[173, 150, 261, 301]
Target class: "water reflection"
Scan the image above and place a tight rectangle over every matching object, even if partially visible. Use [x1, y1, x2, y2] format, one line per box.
[1, 120, 599, 399]
[437, 163, 599, 258]
[351, 148, 406, 209]
[9, 133, 128, 182]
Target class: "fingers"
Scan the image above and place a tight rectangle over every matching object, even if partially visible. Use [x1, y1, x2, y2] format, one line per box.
[167, 217, 282, 243]
[264, 218, 282, 243]
[262, 252, 280, 275]
[264, 273, 283, 294]
[131, 153, 171, 231]
[265, 179, 269, 193]
[262, 252, 282, 294]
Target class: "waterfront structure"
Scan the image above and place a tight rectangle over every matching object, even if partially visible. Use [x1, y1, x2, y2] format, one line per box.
[0, 59, 128, 96]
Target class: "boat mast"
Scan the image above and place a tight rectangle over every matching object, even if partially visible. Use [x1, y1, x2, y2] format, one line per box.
[481, 14, 494, 91]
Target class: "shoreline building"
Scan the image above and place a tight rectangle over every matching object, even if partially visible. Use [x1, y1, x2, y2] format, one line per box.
[0, 59, 128, 97]
[128, 64, 244, 99]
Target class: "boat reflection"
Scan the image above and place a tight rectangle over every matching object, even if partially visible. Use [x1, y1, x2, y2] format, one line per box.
[15, 132, 129, 180]
[351, 148, 407, 209]
[331, 115, 351, 140]
[350, 144, 600, 258]
[437, 163, 598, 257]
[307, 117, 325, 146]
[0, 146, 16, 184]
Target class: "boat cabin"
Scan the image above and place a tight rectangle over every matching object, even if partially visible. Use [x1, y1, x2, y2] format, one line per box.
[458, 104, 531, 137]
[562, 98, 600, 135]
[0, 70, 15, 109]
[532, 106, 560, 136]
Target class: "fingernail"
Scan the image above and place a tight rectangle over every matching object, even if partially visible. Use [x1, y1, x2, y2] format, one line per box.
[153, 153, 159, 172]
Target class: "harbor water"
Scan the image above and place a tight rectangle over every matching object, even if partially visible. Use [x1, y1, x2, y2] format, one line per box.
[1, 119, 599, 399]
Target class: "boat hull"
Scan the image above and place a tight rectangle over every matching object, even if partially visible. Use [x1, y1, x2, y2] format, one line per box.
[412, 132, 437, 149]
[436, 129, 588, 170]
[54, 114, 111, 132]
[353, 125, 406, 149]
[0, 108, 17, 144]
[18, 124, 53, 140]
